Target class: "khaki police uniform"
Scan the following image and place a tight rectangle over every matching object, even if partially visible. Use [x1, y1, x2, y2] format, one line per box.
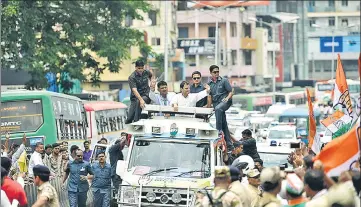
[257, 167, 283, 207]
[37, 182, 60, 207]
[247, 169, 261, 207]
[196, 166, 243, 207]
[229, 180, 252, 207]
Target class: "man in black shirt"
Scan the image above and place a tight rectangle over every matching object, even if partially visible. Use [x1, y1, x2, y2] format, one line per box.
[125, 60, 152, 124]
[190, 71, 207, 107]
[240, 129, 260, 160]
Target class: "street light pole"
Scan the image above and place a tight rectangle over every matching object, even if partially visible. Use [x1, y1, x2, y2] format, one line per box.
[164, 1, 169, 82]
[215, 18, 219, 65]
[331, 30, 334, 80]
[272, 25, 276, 94]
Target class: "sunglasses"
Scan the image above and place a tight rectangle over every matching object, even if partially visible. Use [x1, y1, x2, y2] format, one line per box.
[193, 77, 201, 80]
[77, 155, 83, 157]
[212, 71, 219, 74]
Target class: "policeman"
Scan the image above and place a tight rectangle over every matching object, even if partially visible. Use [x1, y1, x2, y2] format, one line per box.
[32, 165, 60, 207]
[257, 167, 283, 207]
[196, 166, 243, 207]
[229, 166, 252, 207]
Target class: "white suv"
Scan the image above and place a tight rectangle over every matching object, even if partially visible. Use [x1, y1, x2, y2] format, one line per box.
[267, 124, 298, 147]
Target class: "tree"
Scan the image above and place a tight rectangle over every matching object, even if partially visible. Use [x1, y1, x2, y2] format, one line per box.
[1, 1, 150, 93]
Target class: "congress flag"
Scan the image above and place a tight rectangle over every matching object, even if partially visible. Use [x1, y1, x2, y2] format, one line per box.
[321, 111, 352, 133]
[306, 88, 319, 153]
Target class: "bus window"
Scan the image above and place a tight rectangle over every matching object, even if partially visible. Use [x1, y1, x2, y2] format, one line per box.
[1, 100, 44, 133]
[349, 84, 360, 94]
[317, 84, 333, 91]
[275, 95, 285, 103]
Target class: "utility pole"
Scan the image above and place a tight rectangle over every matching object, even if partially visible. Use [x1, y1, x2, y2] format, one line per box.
[164, 1, 169, 82]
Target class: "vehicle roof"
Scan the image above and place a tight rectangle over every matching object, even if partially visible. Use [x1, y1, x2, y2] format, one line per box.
[257, 143, 293, 154]
[269, 125, 296, 130]
[280, 105, 321, 117]
[266, 104, 296, 115]
[1, 90, 82, 101]
[84, 101, 127, 111]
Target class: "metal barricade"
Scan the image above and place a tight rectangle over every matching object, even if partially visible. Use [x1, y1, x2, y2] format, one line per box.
[24, 177, 94, 207]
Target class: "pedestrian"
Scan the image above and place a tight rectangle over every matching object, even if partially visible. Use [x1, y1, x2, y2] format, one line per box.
[171, 81, 210, 110]
[149, 80, 174, 106]
[29, 142, 45, 177]
[1, 157, 28, 206]
[1, 167, 11, 207]
[91, 152, 112, 207]
[48, 143, 63, 176]
[32, 165, 60, 207]
[83, 141, 92, 162]
[190, 71, 208, 107]
[69, 145, 79, 162]
[62, 141, 69, 151]
[229, 166, 252, 207]
[247, 169, 261, 207]
[304, 169, 327, 200]
[257, 167, 283, 207]
[60, 148, 69, 177]
[63, 149, 93, 207]
[45, 144, 53, 156]
[207, 65, 233, 151]
[254, 158, 264, 172]
[109, 133, 129, 190]
[240, 129, 260, 160]
[11, 133, 27, 175]
[284, 173, 308, 207]
[196, 166, 243, 207]
[125, 60, 152, 124]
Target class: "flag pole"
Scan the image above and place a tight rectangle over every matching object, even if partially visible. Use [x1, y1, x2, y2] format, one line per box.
[358, 53, 361, 167]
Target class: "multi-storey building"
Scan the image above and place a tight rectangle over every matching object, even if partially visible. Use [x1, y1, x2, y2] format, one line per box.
[307, 0, 360, 80]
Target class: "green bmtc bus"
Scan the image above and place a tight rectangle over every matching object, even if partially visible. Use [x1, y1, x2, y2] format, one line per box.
[1, 91, 87, 152]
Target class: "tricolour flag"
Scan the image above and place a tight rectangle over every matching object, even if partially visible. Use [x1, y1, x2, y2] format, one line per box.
[314, 119, 360, 177]
[321, 111, 352, 133]
[306, 88, 319, 153]
[332, 54, 354, 119]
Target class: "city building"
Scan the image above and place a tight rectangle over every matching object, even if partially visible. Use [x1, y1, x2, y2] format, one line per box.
[247, 0, 309, 85]
[177, 3, 262, 88]
[82, 1, 182, 99]
[307, 0, 360, 80]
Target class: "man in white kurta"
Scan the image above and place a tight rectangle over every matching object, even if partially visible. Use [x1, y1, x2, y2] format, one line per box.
[171, 81, 210, 110]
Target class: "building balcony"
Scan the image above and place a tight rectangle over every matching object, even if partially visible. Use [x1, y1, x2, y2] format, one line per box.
[184, 64, 256, 77]
[177, 9, 255, 24]
[308, 6, 336, 13]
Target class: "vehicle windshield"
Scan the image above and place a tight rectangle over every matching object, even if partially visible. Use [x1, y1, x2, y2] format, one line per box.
[128, 139, 211, 178]
[317, 84, 333, 91]
[259, 153, 289, 167]
[349, 84, 360, 94]
[268, 130, 294, 139]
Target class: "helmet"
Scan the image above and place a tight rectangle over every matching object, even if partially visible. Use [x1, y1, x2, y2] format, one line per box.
[231, 155, 255, 175]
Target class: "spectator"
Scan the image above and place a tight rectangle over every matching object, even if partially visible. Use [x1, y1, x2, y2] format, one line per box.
[190, 71, 208, 107]
[60, 148, 69, 177]
[62, 141, 69, 150]
[32, 165, 60, 207]
[284, 173, 308, 206]
[11, 133, 27, 174]
[229, 166, 252, 207]
[1, 167, 11, 207]
[69, 145, 79, 162]
[207, 65, 233, 151]
[303, 155, 315, 170]
[1, 157, 28, 206]
[125, 60, 152, 124]
[90, 152, 112, 207]
[171, 81, 210, 109]
[29, 142, 45, 177]
[63, 149, 93, 207]
[45, 144, 53, 156]
[254, 158, 264, 172]
[100, 137, 108, 144]
[304, 169, 327, 200]
[240, 129, 260, 160]
[149, 80, 174, 106]
[258, 167, 283, 207]
[247, 169, 261, 207]
[48, 143, 63, 176]
[109, 133, 129, 190]
[83, 141, 92, 162]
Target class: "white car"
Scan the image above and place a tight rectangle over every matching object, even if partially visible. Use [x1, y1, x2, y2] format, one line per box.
[266, 124, 298, 147]
[319, 130, 332, 149]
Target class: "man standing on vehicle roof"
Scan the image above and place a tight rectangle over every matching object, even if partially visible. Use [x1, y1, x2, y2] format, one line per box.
[190, 71, 208, 107]
[171, 81, 210, 110]
[207, 65, 234, 152]
[125, 60, 152, 124]
[149, 80, 174, 106]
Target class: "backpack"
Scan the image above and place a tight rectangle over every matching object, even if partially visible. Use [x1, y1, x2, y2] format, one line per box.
[205, 190, 228, 207]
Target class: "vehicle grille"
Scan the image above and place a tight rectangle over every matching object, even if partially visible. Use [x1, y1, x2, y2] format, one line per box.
[140, 187, 194, 206]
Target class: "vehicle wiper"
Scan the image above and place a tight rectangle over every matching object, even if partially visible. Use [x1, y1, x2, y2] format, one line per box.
[143, 167, 179, 176]
[174, 170, 208, 177]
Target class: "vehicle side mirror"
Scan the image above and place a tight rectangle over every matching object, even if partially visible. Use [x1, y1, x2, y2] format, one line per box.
[116, 160, 128, 178]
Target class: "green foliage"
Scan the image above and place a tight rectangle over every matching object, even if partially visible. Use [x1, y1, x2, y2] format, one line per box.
[1, 1, 150, 93]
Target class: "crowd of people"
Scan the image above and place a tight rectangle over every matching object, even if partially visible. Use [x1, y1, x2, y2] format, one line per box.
[1, 131, 130, 207]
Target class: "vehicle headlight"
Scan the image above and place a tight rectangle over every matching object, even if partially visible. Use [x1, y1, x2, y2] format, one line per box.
[160, 194, 169, 204]
[146, 192, 156, 202]
[172, 193, 182, 204]
[121, 186, 139, 204]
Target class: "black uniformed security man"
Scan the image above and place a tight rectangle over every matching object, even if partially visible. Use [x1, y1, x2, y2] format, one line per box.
[125, 60, 152, 124]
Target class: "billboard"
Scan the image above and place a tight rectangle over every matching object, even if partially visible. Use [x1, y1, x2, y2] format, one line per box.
[177, 39, 215, 55]
[320, 36, 343, 53]
[343, 36, 360, 52]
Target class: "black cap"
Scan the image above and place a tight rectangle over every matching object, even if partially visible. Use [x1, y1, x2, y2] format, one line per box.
[229, 166, 240, 182]
[135, 60, 145, 67]
[1, 167, 8, 178]
[33, 165, 51, 176]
